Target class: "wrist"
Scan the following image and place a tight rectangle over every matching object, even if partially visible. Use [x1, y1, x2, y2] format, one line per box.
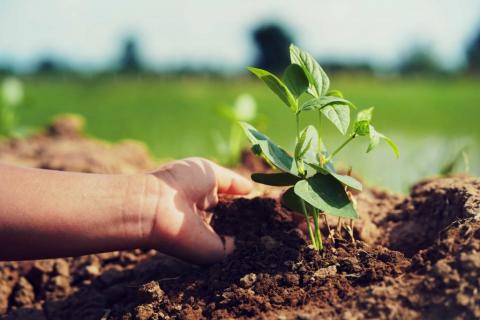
[121, 173, 162, 250]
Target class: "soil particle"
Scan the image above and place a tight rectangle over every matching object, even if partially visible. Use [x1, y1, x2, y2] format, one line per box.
[139, 281, 165, 301]
[313, 265, 337, 279]
[239, 273, 257, 288]
[11, 277, 35, 307]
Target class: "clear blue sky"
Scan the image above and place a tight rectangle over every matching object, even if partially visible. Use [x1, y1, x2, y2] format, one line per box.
[1, 0, 480, 72]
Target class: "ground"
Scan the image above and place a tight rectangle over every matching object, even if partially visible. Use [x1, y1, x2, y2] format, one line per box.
[0, 117, 479, 319]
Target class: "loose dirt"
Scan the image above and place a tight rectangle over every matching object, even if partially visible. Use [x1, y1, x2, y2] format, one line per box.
[0, 117, 478, 319]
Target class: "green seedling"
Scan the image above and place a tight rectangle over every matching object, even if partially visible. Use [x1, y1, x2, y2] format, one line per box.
[439, 145, 470, 176]
[213, 94, 263, 166]
[0, 77, 29, 137]
[240, 44, 399, 251]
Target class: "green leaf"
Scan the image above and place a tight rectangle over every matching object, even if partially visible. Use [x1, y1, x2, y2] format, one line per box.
[247, 67, 297, 112]
[326, 89, 344, 98]
[282, 64, 309, 98]
[300, 140, 335, 173]
[294, 174, 358, 219]
[294, 126, 308, 159]
[240, 122, 297, 175]
[353, 120, 370, 136]
[352, 107, 399, 158]
[295, 136, 312, 160]
[299, 96, 354, 113]
[289, 44, 330, 97]
[321, 104, 350, 135]
[378, 132, 400, 158]
[303, 148, 320, 169]
[305, 162, 363, 191]
[356, 107, 374, 122]
[329, 172, 363, 192]
[281, 187, 315, 216]
[251, 172, 300, 186]
[295, 125, 318, 160]
[367, 124, 380, 153]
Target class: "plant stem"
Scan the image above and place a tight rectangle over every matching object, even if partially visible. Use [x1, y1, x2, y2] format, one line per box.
[300, 200, 317, 249]
[295, 113, 305, 177]
[336, 217, 342, 235]
[312, 209, 323, 250]
[317, 111, 326, 167]
[317, 111, 323, 153]
[322, 213, 332, 236]
[346, 219, 356, 246]
[325, 133, 356, 163]
[296, 112, 322, 251]
[296, 113, 300, 138]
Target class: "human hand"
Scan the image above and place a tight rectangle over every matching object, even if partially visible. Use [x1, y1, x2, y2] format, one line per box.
[143, 158, 252, 265]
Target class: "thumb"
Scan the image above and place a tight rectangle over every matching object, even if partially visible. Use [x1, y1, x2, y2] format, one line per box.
[211, 163, 253, 195]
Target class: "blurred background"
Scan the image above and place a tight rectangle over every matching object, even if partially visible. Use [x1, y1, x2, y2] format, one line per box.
[1, 0, 479, 192]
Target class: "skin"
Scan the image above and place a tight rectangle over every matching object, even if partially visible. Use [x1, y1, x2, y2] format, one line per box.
[0, 158, 253, 265]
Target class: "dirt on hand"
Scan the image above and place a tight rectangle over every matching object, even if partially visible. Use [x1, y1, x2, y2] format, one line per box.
[0, 117, 479, 320]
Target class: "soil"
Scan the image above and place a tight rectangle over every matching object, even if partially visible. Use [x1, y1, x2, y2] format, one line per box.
[0, 117, 479, 319]
[0, 115, 155, 174]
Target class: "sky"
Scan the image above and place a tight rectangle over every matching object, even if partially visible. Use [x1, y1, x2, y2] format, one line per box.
[1, 0, 480, 72]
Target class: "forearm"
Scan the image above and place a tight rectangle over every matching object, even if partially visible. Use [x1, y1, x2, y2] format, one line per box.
[0, 163, 157, 260]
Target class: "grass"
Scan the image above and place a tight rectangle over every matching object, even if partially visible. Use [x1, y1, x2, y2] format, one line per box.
[13, 74, 480, 192]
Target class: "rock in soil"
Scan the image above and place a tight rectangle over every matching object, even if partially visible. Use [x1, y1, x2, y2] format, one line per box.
[0, 117, 479, 319]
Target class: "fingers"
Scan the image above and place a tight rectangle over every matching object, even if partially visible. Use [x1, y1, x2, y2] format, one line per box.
[163, 215, 235, 265]
[224, 236, 235, 256]
[197, 192, 218, 211]
[199, 210, 213, 224]
[211, 162, 253, 195]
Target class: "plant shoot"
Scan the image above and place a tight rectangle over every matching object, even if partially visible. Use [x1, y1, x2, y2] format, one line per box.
[240, 44, 399, 250]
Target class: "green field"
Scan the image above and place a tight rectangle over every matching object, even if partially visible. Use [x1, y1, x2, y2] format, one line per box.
[13, 75, 480, 192]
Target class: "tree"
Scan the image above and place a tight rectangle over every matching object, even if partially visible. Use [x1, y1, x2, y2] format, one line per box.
[398, 45, 441, 75]
[252, 23, 294, 73]
[35, 57, 62, 74]
[466, 30, 480, 72]
[119, 37, 143, 73]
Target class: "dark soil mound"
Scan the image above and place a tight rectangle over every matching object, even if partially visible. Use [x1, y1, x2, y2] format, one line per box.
[0, 118, 479, 319]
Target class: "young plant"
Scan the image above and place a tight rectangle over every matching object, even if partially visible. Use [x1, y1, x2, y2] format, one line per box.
[240, 44, 399, 250]
[439, 145, 470, 176]
[213, 94, 262, 166]
[0, 77, 27, 137]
